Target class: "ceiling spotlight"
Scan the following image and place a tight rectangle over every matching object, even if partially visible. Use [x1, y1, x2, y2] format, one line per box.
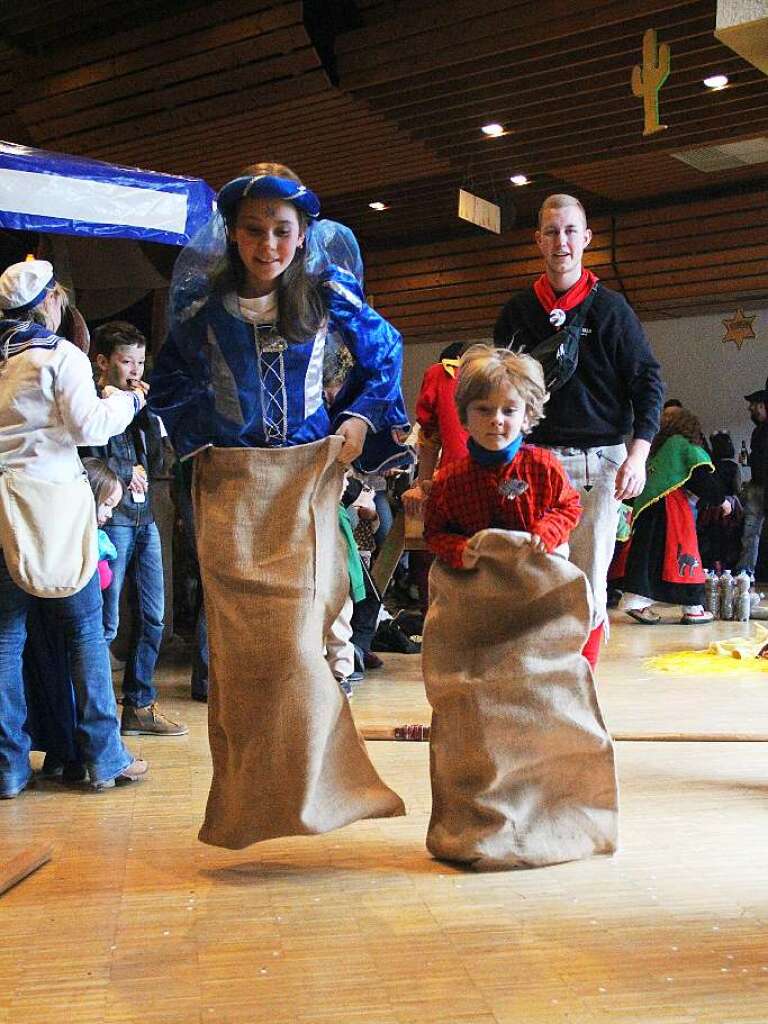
[368, 201, 389, 211]
[481, 123, 505, 137]
[509, 174, 530, 186]
[703, 74, 729, 90]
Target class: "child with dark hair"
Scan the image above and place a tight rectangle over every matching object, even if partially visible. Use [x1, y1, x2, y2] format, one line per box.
[83, 320, 187, 737]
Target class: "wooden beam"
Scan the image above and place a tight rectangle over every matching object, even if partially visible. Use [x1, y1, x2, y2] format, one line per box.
[336, 0, 698, 89]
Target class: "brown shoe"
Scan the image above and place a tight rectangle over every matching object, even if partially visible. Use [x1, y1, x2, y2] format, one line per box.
[92, 758, 149, 791]
[121, 703, 189, 736]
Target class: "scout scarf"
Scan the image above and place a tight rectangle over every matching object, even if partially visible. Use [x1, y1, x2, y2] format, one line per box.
[533, 269, 599, 321]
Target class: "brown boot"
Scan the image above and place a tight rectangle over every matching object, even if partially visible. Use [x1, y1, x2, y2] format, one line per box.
[121, 703, 189, 736]
[92, 758, 149, 790]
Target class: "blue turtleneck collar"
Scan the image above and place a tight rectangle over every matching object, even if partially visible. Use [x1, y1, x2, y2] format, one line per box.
[468, 434, 523, 467]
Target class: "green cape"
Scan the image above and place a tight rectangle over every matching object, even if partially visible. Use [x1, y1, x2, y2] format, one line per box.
[633, 434, 712, 524]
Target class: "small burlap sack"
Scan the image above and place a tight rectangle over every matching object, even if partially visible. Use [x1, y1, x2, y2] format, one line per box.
[193, 438, 404, 850]
[424, 529, 618, 870]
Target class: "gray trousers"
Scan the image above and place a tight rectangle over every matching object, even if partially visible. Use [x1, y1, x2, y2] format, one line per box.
[736, 480, 764, 575]
[546, 444, 625, 632]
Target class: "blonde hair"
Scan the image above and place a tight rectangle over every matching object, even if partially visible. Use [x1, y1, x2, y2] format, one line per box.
[0, 280, 70, 325]
[455, 345, 548, 430]
[538, 193, 587, 229]
[29, 281, 70, 327]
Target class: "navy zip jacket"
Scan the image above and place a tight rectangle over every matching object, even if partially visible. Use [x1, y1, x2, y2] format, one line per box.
[494, 284, 663, 449]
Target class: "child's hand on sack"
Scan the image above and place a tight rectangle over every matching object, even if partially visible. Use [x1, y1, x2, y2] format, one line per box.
[527, 533, 547, 553]
[335, 417, 368, 465]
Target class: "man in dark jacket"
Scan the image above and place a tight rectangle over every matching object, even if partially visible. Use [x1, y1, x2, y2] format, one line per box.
[494, 194, 663, 667]
[735, 388, 768, 578]
[84, 321, 187, 736]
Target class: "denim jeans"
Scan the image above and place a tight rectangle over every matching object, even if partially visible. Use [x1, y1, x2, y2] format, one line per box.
[736, 481, 765, 576]
[373, 489, 394, 549]
[0, 552, 132, 791]
[102, 522, 165, 708]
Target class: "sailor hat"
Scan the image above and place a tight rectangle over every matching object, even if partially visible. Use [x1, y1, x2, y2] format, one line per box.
[0, 259, 56, 315]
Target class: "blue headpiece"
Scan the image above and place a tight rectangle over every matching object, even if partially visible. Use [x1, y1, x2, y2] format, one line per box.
[169, 209, 363, 329]
[216, 174, 321, 221]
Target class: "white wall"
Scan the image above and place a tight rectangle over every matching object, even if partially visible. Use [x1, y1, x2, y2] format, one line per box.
[644, 309, 768, 452]
[401, 308, 768, 453]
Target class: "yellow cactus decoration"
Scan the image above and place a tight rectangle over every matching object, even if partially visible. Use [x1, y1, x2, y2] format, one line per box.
[631, 28, 671, 136]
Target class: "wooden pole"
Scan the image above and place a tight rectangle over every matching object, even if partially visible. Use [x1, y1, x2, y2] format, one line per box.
[361, 726, 768, 743]
[0, 844, 52, 897]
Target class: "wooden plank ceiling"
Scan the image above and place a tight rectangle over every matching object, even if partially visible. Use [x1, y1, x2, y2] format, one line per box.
[0, 0, 766, 331]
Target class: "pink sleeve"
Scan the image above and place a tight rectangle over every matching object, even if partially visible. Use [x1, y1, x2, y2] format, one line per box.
[98, 559, 113, 591]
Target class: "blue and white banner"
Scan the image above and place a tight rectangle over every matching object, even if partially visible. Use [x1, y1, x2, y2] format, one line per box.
[0, 141, 214, 246]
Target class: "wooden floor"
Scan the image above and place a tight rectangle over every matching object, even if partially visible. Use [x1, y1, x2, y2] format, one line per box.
[3, 613, 768, 1024]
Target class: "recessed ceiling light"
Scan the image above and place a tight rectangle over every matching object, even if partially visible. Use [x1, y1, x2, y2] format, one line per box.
[368, 201, 389, 211]
[703, 74, 729, 90]
[509, 174, 530, 186]
[481, 123, 505, 137]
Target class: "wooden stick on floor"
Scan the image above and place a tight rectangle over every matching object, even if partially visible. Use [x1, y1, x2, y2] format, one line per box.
[361, 726, 768, 743]
[0, 845, 52, 897]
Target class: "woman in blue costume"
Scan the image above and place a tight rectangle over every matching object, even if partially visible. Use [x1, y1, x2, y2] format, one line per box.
[149, 163, 407, 848]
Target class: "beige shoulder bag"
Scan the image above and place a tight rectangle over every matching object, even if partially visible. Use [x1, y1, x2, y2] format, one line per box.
[0, 466, 98, 598]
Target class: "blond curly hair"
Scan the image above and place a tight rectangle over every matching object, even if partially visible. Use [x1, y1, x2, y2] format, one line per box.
[455, 345, 548, 431]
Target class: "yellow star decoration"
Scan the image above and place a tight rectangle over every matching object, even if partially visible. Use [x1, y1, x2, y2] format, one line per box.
[722, 308, 757, 349]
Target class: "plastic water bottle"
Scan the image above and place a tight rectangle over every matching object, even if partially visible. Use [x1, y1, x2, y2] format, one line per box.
[735, 572, 751, 621]
[719, 569, 734, 620]
[704, 570, 720, 618]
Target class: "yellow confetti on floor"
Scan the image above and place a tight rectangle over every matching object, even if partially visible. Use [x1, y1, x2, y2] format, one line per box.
[647, 650, 768, 675]
[647, 623, 768, 674]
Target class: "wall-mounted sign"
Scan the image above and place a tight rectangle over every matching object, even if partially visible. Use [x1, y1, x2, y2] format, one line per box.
[631, 28, 671, 136]
[458, 189, 501, 234]
[722, 308, 757, 349]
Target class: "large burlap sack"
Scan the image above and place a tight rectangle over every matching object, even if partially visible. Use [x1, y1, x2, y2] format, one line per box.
[424, 529, 618, 870]
[193, 438, 404, 849]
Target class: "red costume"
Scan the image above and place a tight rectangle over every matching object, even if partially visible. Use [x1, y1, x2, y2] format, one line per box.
[415, 359, 469, 467]
[424, 446, 582, 569]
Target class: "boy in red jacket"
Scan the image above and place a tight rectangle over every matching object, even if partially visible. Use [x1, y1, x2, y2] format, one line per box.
[424, 345, 581, 566]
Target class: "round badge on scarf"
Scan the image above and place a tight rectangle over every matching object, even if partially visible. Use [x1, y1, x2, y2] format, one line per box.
[549, 308, 566, 328]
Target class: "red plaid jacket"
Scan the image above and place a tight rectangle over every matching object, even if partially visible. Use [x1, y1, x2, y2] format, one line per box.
[424, 445, 582, 569]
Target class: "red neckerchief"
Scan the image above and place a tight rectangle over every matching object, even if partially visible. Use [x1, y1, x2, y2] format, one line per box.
[533, 268, 599, 314]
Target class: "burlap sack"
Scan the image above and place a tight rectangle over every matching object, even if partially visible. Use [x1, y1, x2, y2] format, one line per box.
[424, 529, 618, 870]
[193, 438, 404, 850]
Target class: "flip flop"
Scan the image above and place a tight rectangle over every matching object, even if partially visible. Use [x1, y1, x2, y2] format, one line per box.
[626, 607, 661, 625]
